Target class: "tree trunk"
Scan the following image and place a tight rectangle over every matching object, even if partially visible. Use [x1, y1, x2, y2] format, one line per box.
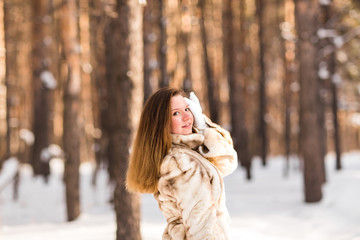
[0, 0, 6, 166]
[239, 0, 253, 178]
[88, 0, 108, 185]
[3, 0, 12, 162]
[16, 1, 33, 167]
[320, 1, 342, 170]
[104, 0, 142, 239]
[3, 1, 33, 167]
[31, 0, 53, 180]
[143, 2, 153, 103]
[143, 0, 160, 103]
[182, 31, 192, 94]
[223, 0, 251, 178]
[295, 0, 323, 203]
[280, 0, 291, 175]
[256, 0, 268, 166]
[317, 6, 329, 183]
[332, 74, 341, 170]
[59, 0, 81, 221]
[279, 0, 294, 176]
[79, 0, 95, 175]
[159, 0, 168, 87]
[199, 0, 219, 123]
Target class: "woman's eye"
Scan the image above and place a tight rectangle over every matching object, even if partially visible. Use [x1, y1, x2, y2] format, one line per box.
[173, 111, 179, 116]
[185, 108, 191, 111]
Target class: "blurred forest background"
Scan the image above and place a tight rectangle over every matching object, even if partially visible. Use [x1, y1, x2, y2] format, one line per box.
[0, 0, 360, 239]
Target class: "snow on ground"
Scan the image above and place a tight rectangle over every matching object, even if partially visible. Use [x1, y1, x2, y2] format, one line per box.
[0, 151, 359, 240]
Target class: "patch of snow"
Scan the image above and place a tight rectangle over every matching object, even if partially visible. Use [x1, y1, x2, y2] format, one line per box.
[41, 144, 64, 162]
[317, 28, 337, 39]
[319, 0, 331, 6]
[40, 148, 51, 162]
[333, 36, 344, 48]
[290, 82, 300, 92]
[350, 113, 360, 127]
[0, 152, 360, 240]
[47, 144, 63, 158]
[331, 73, 342, 86]
[0, 158, 19, 189]
[318, 63, 330, 79]
[40, 71, 57, 90]
[19, 129, 34, 146]
[139, 0, 147, 5]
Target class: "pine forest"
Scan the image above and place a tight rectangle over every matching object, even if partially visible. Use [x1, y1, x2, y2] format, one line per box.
[0, 0, 360, 239]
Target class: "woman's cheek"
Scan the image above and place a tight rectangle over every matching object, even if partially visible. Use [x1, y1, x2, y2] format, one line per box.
[171, 117, 179, 134]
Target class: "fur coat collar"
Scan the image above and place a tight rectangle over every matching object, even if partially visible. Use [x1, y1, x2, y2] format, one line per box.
[171, 132, 204, 149]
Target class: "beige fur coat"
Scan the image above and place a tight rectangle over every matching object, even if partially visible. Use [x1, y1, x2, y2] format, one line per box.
[154, 117, 238, 240]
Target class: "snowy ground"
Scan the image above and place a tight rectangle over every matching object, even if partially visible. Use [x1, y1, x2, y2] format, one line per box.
[0, 151, 360, 240]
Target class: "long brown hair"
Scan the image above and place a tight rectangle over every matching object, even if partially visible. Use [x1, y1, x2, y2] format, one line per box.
[126, 87, 184, 193]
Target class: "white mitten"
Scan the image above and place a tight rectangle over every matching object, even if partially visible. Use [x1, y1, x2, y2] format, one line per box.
[185, 92, 207, 130]
[139, 0, 147, 5]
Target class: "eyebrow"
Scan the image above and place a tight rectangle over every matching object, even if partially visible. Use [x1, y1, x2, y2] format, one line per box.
[171, 104, 189, 111]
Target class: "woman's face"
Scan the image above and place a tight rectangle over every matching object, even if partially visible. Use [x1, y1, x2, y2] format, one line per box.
[170, 95, 194, 135]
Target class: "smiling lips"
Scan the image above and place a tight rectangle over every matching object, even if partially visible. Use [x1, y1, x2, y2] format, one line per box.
[182, 123, 192, 128]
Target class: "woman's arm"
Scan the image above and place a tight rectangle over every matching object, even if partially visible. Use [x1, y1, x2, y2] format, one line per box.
[185, 92, 238, 177]
[198, 115, 238, 177]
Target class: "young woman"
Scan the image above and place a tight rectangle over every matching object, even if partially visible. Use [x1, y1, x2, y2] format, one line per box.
[126, 87, 238, 239]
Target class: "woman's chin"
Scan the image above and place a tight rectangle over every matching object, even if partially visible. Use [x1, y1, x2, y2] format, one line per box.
[184, 129, 193, 135]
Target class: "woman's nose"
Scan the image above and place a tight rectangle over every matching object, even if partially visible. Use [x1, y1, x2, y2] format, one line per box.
[182, 111, 191, 120]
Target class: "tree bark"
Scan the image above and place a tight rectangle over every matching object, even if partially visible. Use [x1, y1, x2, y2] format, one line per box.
[143, 2, 153, 103]
[182, 31, 192, 94]
[104, 0, 142, 239]
[2, 1, 33, 167]
[158, 0, 168, 87]
[238, 0, 253, 178]
[88, 0, 108, 184]
[279, 0, 295, 176]
[280, 0, 291, 175]
[295, 0, 323, 203]
[0, 0, 6, 167]
[320, 1, 342, 170]
[3, 0, 12, 162]
[31, 0, 53, 179]
[317, 7, 329, 183]
[143, 0, 160, 103]
[59, 0, 81, 221]
[199, 0, 219, 123]
[256, 0, 268, 166]
[332, 75, 341, 170]
[223, 0, 251, 178]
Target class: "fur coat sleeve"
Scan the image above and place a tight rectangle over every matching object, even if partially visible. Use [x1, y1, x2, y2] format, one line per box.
[199, 114, 238, 177]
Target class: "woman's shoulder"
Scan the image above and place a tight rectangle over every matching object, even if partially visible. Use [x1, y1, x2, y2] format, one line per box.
[161, 148, 196, 168]
[161, 148, 198, 174]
